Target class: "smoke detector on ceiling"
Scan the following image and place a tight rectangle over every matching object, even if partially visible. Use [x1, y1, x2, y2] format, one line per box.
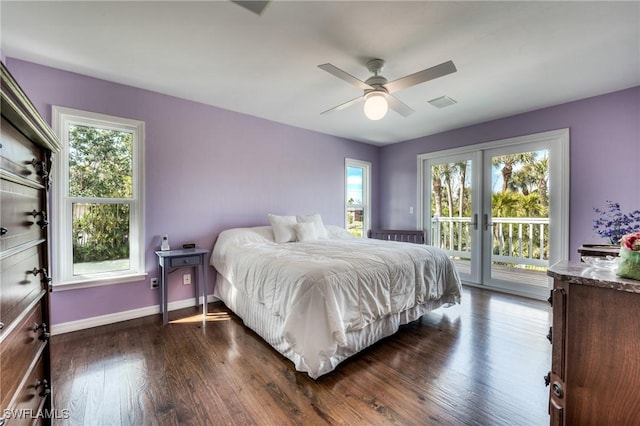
[428, 95, 457, 109]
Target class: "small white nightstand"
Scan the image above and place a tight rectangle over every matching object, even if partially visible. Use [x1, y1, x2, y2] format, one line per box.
[155, 248, 209, 325]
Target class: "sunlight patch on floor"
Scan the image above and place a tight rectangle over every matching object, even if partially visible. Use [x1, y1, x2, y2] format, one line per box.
[170, 311, 232, 324]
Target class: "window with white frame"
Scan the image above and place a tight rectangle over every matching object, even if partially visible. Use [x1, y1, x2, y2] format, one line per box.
[345, 158, 371, 237]
[52, 106, 145, 288]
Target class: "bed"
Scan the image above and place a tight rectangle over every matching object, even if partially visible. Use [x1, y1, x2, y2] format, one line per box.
[210, 217, 462, 379]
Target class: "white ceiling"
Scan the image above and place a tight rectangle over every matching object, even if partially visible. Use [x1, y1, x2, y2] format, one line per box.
[2, 1, 639, 146]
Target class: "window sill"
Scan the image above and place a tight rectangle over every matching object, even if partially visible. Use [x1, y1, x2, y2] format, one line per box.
[52, 272, 148, 292]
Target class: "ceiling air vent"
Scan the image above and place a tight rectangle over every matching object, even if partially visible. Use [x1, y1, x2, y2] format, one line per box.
[428, 95, 457, 109]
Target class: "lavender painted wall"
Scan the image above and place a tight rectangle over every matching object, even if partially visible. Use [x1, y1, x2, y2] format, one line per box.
[6, 58, 380, 325]
[6, 57, 639, 326]
[379, 86, 640, 261]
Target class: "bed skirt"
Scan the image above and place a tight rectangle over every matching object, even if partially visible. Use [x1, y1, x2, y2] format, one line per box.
[214, 272, 457, 379]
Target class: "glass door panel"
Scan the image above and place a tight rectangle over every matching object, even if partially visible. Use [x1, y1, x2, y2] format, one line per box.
[426, 152, 481, 284]
[483, 145, 550, 292]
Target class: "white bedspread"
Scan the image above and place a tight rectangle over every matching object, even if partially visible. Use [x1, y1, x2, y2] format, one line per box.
[211, 226, 461, 377]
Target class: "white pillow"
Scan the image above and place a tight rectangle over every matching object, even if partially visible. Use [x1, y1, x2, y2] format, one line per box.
[294, 222, 318, 242]
[296, 213, 328, 239]
[268, 214, 297, 243]
[326, 225, 356, 239]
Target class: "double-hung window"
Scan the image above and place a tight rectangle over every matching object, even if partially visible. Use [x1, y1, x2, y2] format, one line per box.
[52, 107, 145, 288]
[345, 158, 371, 237]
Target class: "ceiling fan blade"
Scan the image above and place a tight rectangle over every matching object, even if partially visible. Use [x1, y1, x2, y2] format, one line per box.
[384, 60, 457, 93]
[231, 1, 270, 15]
[320, 96, 364, 115]
[387, 95, 415, 117]
[318, 63, 373, 91]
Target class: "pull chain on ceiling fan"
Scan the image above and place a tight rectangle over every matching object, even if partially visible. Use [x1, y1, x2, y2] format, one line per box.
[319, 58, 457, 120]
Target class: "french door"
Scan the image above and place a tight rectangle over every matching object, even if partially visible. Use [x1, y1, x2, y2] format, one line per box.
[419, 130, 569, 299]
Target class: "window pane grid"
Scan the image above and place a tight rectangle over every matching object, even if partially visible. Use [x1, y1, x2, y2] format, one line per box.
[68, 124, 133, 199]
[72, 202, 131, 276]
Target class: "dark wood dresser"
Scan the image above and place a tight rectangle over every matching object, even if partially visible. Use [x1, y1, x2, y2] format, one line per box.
[1, 62, 61, 424]
[546, 261, 640, 425]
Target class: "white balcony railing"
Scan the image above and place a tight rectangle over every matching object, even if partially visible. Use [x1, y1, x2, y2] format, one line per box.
[431, 216, 550, 268]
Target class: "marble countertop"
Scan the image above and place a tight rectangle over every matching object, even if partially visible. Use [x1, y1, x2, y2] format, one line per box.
[548, 260, 640, 293]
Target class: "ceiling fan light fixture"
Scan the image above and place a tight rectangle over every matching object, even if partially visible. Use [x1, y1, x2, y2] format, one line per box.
[364, 91, 388, 120]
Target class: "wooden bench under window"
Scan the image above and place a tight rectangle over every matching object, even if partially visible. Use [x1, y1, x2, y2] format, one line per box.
[367, 229, 426, 244]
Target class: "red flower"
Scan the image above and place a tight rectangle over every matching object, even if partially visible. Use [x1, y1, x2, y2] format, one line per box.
[620, 232, 640, 251]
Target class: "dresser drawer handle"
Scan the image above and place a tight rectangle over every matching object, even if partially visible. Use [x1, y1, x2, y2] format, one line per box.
[35, 379, 51, 397]
[38, 215, 49, 230]
[0, 227, 7, 236]
[552, 381, 564, 399]
[28, 210, 49, 229]
[30, 267, 52, 285]
[31, 158, 49, 179]
[32, 322, 51, 341]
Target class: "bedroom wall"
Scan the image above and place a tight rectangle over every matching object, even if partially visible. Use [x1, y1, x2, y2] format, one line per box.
[379, 86, 640, 261]
[5, 58, 380, 327]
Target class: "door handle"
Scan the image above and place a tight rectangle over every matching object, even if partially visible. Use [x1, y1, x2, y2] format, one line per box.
[473, 214, 478, 230]
[483, 214, 491, 231]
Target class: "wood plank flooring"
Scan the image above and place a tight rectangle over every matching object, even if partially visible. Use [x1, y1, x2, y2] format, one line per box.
[50, 286, 552, 425]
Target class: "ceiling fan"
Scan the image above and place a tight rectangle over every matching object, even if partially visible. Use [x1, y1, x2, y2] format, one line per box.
[231, 1, 270, 15]
[318, 59, 457, 120]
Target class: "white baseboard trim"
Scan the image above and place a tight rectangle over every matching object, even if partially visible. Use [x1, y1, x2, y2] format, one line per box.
[51, 295, 219, 335]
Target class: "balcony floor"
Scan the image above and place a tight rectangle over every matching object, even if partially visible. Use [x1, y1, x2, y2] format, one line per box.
[452, 259, 549, 288]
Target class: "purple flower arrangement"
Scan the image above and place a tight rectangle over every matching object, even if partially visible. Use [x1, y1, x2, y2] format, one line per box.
[593, 201, 640, 245]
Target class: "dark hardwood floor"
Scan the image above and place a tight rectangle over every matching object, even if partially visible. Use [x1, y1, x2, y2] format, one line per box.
[51, 286, 552, 425]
